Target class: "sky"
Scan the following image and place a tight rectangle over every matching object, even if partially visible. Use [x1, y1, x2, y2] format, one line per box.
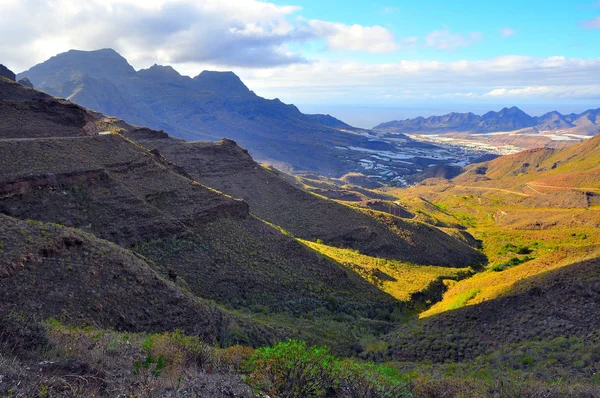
[1, 0, 600, 127]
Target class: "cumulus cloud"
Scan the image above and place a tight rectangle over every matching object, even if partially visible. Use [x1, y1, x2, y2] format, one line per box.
[0, 0, 404, 71]
[308, 20, 399, 53]
[238, 55, 600, 103]
[580, 16, 600, 28]
[1, 0, 316, 70]
[500, 28, 517, 37]
[425, 28, 482, 50]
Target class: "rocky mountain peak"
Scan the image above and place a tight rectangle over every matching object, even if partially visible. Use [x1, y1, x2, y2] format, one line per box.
[17, 48, 136, 87]
[193, 70, 250, 94]
[137, 64, 185, 81]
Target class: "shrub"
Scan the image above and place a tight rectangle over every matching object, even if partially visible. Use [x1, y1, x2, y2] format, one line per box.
[246, 339, 337, 397]
[336, 359, 412, 398]
[159, 329, 214, 369]
[245, 339, 411, 398]
[516, 246, 532, 255]
[215, 345, 255, 372]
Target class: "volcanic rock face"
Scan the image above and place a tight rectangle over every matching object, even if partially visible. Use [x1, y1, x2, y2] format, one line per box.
[0, 64, 16, 81]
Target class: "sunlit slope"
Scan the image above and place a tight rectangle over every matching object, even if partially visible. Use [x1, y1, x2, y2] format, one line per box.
[300, 239, 472, 302]
[386, 246, 600, 362]
[421, 245, 600, 317]
[456, 135, 600, 193]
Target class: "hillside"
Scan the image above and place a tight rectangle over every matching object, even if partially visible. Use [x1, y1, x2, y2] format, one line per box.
[455, 134, 600, 195]
[145, 139, 486, 267]
[375, 106, 600, 136]
[373, 133, 600, 370]
[0, 214, 273, 346]
[386, 246, 600, 362]
[16, 49, 387, 175]
[0, 77, 98, 138]
[2, 74, 478, 354]
[3, 62, 600, 395]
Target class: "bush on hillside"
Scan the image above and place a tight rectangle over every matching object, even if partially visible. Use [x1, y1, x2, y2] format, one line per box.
[245, 339, 412, 397]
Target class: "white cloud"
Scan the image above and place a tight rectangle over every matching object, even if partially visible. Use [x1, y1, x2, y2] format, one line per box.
[500, 28, 517, 37]
[307, 20, 399, 53]
[425, 28, 482, 50]
[237, 55, 600, 103]
[484, 85, 600, 99]
[0, 0, 313, 70]
[0, 0, 409, 72]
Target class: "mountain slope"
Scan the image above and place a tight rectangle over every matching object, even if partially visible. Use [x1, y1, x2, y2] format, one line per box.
[374, 106, 600, 136]
[0, 77, 98, 138]
[0, 214, 272, 346]
[145, 139, 486, 267]
[386, 246, 600, 362]
[456, 134, 600, 193]
[0, 77, 409, 329]
[18, 49, 375, 175]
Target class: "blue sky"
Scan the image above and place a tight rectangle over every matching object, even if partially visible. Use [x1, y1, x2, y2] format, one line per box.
[273, 0, 599, 61]
[1, 0, 599, 127]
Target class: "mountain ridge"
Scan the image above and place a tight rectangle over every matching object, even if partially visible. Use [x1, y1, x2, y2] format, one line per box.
[17, 48, 363, 175]
[374, 106, 600, 136]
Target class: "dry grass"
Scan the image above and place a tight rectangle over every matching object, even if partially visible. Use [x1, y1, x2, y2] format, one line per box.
[0, 320, 255, 397]
[300, 239, 471, 302]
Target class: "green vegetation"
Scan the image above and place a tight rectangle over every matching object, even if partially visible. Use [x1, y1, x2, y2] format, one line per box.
[301, 239, 472, 302]
[246, 339, 411, 397]
[3, 318, 597, 397]
[446, 288, 480, 311]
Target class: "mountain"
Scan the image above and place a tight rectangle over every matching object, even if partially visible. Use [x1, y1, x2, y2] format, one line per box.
[374, 106, 600, 135]
[1, 71, 488, 353]
[143, 139, 484, 267]
[4, 63, 600, 395]
[17, 49, 373, 175]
